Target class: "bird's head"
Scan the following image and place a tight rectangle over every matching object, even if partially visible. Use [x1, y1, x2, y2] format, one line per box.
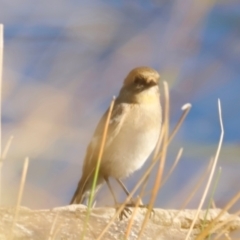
[119, 67, 160, 104]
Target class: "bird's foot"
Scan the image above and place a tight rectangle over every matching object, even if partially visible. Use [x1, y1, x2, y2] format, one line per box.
[125, 202, 155, 217]
[115, 199, 154, 220]
[115, 204, 132, 220]
[116, 206, 132, 220]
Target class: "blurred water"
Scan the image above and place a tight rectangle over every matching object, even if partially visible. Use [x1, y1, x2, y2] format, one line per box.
[0, 1, 239, 211]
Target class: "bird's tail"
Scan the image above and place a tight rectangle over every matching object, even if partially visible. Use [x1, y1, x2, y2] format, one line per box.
[70, 169, 104, 204]
[70, 177, 86, 204]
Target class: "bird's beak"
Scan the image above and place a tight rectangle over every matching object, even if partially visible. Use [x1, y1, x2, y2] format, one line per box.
[146, 78, 158, 87]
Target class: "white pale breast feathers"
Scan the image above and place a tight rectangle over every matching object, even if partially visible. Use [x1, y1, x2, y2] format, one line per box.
[85, 101, 161, 179]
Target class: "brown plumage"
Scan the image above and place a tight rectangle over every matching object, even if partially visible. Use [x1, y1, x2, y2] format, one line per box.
[70, 67, 162, 204]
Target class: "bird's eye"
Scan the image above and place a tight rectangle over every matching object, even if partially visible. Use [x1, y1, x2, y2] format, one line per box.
[134, 77, 144, 85]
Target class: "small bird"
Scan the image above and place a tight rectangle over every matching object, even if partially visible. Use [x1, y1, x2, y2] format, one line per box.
[70, 66, 162, 205]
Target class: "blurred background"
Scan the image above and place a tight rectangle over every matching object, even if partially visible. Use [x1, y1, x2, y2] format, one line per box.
[0, 0, 239, 212]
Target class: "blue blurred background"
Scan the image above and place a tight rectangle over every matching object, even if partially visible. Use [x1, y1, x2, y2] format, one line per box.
[1, 0, 240, 211]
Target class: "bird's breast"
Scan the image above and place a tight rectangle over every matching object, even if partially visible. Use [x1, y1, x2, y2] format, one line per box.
[101, 104, 161, 178]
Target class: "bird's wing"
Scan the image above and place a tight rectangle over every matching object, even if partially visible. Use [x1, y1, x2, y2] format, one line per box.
[82, 102, 130, 172]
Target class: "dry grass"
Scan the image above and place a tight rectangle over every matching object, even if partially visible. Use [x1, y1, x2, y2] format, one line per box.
[186, 99, 224, 239]
[48, 212, 59, 240]
[0, 23, 239, 240]
[81, 96, 116, 240]
[2, 85, 239, 240]
[0, 23, 3, 206]
[0, 135, 14, 204]
[3, 94, 237, 240]
[8, 157, 29, 240]
[0, 24, 3, 158]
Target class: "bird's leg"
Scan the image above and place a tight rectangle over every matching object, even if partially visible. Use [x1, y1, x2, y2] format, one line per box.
[104, 177, 118, 205]
[116, 178, 130, 196]
[116, 178, 144, 206]
[104, 177, 132, 219]
[116, 178, 154, 217]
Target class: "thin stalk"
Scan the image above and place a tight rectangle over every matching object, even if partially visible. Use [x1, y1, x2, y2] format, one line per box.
[9, 157, 29, 240]
[48, 212, 59, 240]
[137, 81, 169, 239]
[0, 136, 14, 205]
[197, 192, 240, 239]
[203, 167, 222, 236]
[186, 99, 224, 240]
[0, 24, 4, 205]
[0, 24, 3, 158]
[213, 209, 240, 239]
[81, 97, 115, 240]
